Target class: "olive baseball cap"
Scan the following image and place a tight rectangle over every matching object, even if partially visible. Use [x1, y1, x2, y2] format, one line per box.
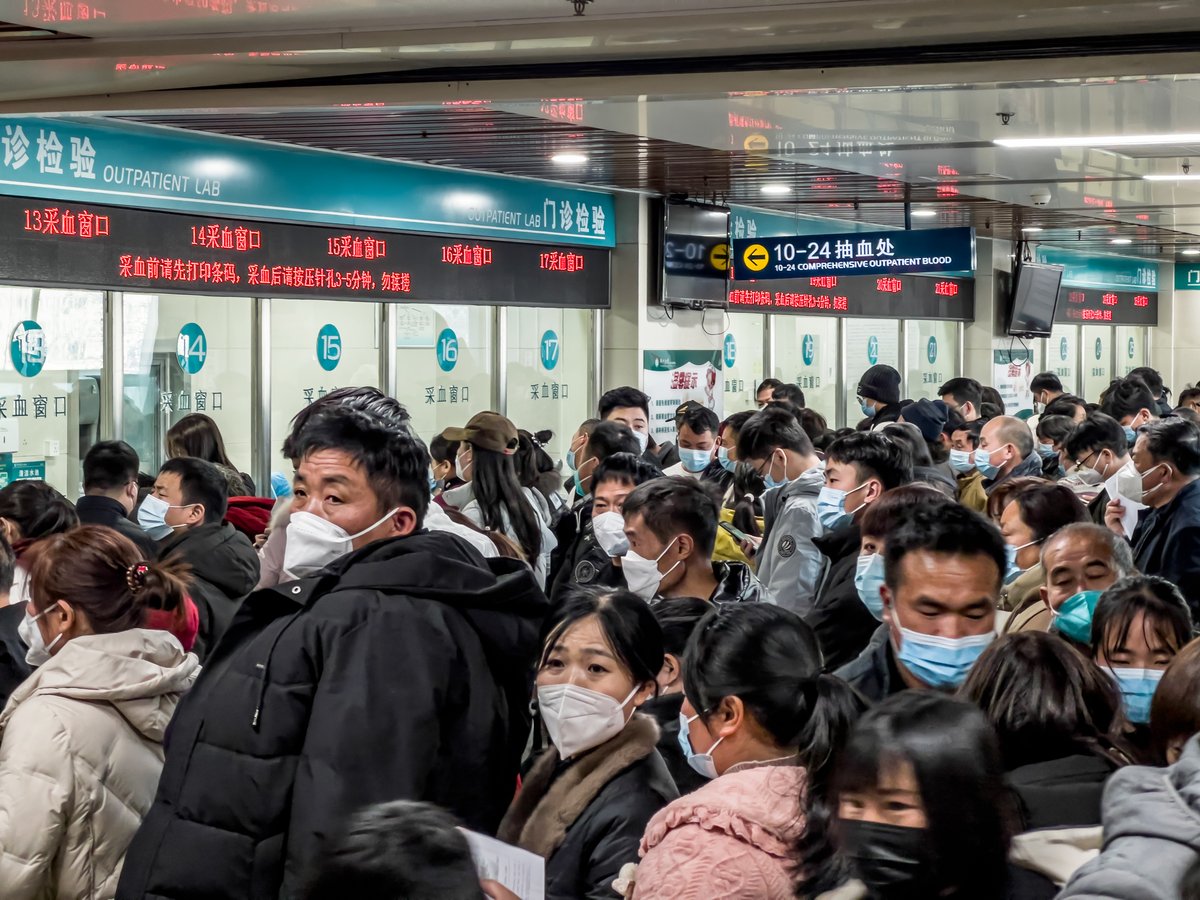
[440, 411, 519, 455]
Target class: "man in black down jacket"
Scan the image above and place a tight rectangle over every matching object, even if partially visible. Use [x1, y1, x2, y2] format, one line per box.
[118, 406, 549, 900]
[74, 440, 159, 559]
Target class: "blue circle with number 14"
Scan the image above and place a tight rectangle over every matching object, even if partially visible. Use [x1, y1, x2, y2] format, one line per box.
[176, 323, 207, 375]
[436, 328, 459, 373]
[317, 324, 341, 372]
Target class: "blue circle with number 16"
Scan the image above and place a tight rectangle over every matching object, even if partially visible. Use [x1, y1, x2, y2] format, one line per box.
[176, 323, 207, 375]
[317, 324, 341, 372]
[436, 328, 459, 373]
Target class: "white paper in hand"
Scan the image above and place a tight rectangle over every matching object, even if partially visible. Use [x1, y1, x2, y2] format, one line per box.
[461, 828, 546, 900]
[1106, 470, 1146, 539]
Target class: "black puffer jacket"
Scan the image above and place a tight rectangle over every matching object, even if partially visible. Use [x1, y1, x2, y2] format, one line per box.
[117, 530, 549, 900]
[157, 521, 260, 659]
[805, 522, 879, 670]
[709, 561, 770, 604]
[75, 495, 160, 559]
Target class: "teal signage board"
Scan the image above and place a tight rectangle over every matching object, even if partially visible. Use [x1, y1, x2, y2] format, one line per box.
[1176, 263, 1200, 290]
[0, 116, 614, 247]
[730, 204, 882, 240]
[1034, 247, 1158, 291]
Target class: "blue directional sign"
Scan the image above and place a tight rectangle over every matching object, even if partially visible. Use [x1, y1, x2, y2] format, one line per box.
[733, 227, 975, 280]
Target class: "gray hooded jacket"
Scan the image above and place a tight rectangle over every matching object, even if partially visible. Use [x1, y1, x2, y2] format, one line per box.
[757, 462, 825, 616]
[1058, 733, 1200, 899]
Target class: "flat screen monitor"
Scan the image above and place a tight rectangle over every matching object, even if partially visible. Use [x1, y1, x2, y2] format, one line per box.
[661, 201, 730, 309]
[1007, 262, 1064, 337]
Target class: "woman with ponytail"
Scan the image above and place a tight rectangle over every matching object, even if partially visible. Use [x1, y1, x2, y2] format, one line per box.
[627, 603, 865, 899]
[0, 525, 200, 899]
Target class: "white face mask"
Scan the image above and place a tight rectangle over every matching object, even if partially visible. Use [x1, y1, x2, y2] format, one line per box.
[283, 507, 400, 577]
[537, 682, 639, 759]
[137, 492, 192, 540]
[19, 602, 65, 666]
[591, 511, 629, 558]
[622, 536, 682, 601]
[633, 430, 649, 454]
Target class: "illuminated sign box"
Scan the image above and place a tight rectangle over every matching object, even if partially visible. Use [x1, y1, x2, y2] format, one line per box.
[1054, 286, 1157, 326]
[731, 227, 975, 280]
[727, 273, 975, 321]
[0, 196, 610, 309]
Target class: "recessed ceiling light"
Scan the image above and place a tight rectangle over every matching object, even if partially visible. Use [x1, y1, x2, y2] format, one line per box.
[1111, 238, 1133, 245]
[761, 184, 791, 195]
[996, 132, 1200, 149]
[1183, 248, 1200, 256]
[1144, 174, 1200, 181]
[1022, 226, 1044, 233]
[551, 152, 588, 165]
[910, 209, 937, 218]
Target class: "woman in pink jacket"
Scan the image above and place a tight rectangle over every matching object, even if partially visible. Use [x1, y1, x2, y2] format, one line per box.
[628, 604, 865, 899]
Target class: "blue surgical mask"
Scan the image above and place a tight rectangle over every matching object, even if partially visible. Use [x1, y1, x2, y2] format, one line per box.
[1108, 667, 1164, 724]
[949, 449, 975, 474]
[679, 447, 712, 474]
[894, 625, 994, 690]
[717, 446, 736, 473]
[763, 449, 790, 490]
[270, 472, 293, 500]
[1123, 425, 1137, 446]
[854, 553, 886, 621]
[427, 467, 438, 496]
[1036, 442, 1057, 459]
[1003, 540, 1040, 585]
[566, 448, 577, 472]
[678, 711, 724, 780]
[860, 399, 876, 418]
[136, 493, 189, 540]
[817, 483, 869, 531]
[974, 446, 1002, 479]
[1051, 589, 1102, 644]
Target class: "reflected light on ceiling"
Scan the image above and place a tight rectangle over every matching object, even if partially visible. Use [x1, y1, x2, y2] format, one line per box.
[910, 209, 937, 218]
[1183, 248, 1200, 256]
[997, 133, 1200, 148]
[1022, 226, 1044, 233]
[1144, 174, 1200, 181]
[761, 184, 791, 195]
[1111, 238, 1133, 245]
[551, 152, 588, 165]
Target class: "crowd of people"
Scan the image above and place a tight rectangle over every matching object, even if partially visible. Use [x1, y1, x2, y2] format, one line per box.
[2, 364, 1200, 899]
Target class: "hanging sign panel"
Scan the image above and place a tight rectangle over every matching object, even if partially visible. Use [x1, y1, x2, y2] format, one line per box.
[728, 273, 974, 321]
[1053, 286, 1158, 326]
[731, 227, 975, 280]
[0, 195, 609, 308]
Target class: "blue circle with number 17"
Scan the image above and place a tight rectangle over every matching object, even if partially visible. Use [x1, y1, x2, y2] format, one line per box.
[176, 323, 207, 375]
[540, 330, 560, 371]
[436, 328, 459, 373]
[317, 324, 341, 372]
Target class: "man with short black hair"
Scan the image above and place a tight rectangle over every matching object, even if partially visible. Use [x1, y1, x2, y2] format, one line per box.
[1106, 417, 1200, 617]
[76, 439, 158, 558]
[806, 432, 913, 668]
[1130, 366, 1172, 417]
[947, 418, 987, 512]
[837, 504, 1003, 701]
[1043, 394, 1088, 423]
[1063, 412, 1138, 525]
[120, 405, 549, 899]
[621, 477, 767, 604]
[599, 385, 679, 469]
[737, 406, 824, 612]
[755, 377, 785, 408]
[665, 404, 720, 478]
[976, 415, 1041, 493]
[770, 383, 806, 409]
[1030, 372, 1064, 411]
[939, 376, 984, 423]
[148, 457, 259, 657]
[1101, 375, 1159, 445]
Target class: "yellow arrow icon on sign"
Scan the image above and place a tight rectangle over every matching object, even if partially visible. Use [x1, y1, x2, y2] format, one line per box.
[744, 134, 770, 152]
[709, 243, 730, 271]
[742, 243, 770, 272]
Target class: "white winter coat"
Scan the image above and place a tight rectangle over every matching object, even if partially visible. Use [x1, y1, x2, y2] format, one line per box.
[0, 628, 200, 899]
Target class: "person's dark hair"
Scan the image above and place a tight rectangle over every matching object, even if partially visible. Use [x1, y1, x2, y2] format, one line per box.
[1064, 412, 1128, 463]
[803, 693, 1015, 899]
[884, 503, 1006, 593]
[598, 386, 650, 421]
[652, 596, 713, 660]
[1008, 482, 1087, 542]
[985, 475, 1046, 524]
[1101, 376, 1157, 422]
[83, 440, 141, 493]
[1091, 575, 1194, 667]
[621, 477, 720, 558]
[826, 431, 913, 490]
[771, 383, 806, 408]
[0, 480, 78, 540]
[282, 387, 410, 461]
[799, 408, 830, 446]
[540, 588, 664, 689]
[29, 525, 189, 634]
[1140, 417, 1200, 476]
[1044, 394, 1088, 420]
[880, 422, 933, 468]
[1179, 387, 1200, 408]
[463, 443, 542, 563]
[736, 405, 814, 459]
[292, 406, 431, 528]
[731, 463, 766, 538]
[304, 800, 480, 900]
[1176, 407, 1200, 425]
[756, 377, 784, 397]
[1130, 366, 1165, 399]
[982, 386, 1006, 415]
[961, 631, 1131, 777]
[0, 530, 15, 597]
[166, 413, 239, 472]
[585, 420, 640, 464]
[158, 457, 230, 524]
[859, 484, 954, 540]
[1030, 372, 1063, 394]
[721, 410, 758, 440]
[1035, 414, 1075, 447]
[592, 452, 662, 491]
[949, 418, 984, 450]
[1150, 636, 1200, 765]
[515, 429, 558, 504]
[429, 434, 459, 466]
[937, 377, 982, 412]
[677, 404, 719, 439]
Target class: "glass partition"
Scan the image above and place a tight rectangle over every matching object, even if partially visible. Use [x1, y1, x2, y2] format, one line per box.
[843, 318, 900, 427]
[1081, 325, 1114, 404]
[905, 321, 959, 403]
[1114, 326, 1147, 378]
[1048, 324, 1079, 397]
[721, 314, 765, 415]
[773, 316, 839, 425]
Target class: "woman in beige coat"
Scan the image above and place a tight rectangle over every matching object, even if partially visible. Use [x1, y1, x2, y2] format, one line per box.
[0, 526, 199, 900]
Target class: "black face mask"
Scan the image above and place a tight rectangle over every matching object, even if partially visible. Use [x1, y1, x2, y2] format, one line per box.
[839, 819, 932, 899]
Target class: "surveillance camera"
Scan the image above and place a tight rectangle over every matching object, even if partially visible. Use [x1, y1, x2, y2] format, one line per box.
[1031, 191, 1052, 207]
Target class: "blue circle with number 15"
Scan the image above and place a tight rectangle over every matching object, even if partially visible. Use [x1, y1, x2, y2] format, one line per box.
[317, 324, 341, 372]
[176, 323, 207, 375]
